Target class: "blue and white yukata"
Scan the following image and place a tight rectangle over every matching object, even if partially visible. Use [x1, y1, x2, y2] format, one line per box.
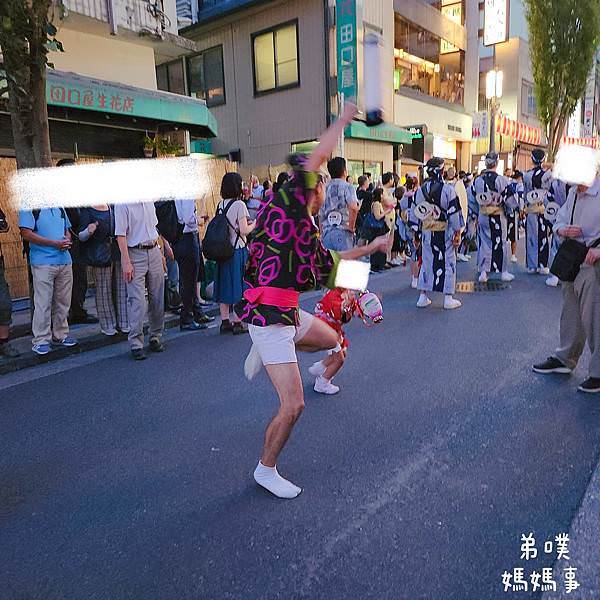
[468, 170, 519, 274]
[411, 178, 464, 295]
[399, 190, 419, 264]
[523, 166, 553, 270]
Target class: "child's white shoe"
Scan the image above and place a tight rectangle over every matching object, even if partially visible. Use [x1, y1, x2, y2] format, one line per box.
[314, 376, 340, 395]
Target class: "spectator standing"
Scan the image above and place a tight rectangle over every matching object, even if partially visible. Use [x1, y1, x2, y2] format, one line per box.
[533, 176, 600, 393]
[19, 207, 78, 355]
[0, 207, 17, 357]
[172, 199, 215, 331]
[272, 172, 289, 195]
[369, 188, 389, 272]
[381, 172, 397, 266]
[78, 205, 129, 336]
[262, 180, 272, 202]
[56, 159, 99, 325]
[247, 176, 263, 221]
[115, 203, 165, 360]
[356, 175, 373, 238]
[319, 157, 359, 251]
[214, 173, 256, 334]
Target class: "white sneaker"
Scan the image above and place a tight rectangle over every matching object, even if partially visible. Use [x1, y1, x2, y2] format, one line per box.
[411, 276, 419, 289]
[510, 255, 518, 263]
[457, 253, 469, 263]
[244, 343, 263, 381]
[416, 294, 432, 308]
[527, 268, 537, 274]
[443, 297, 462, 310]
[546, 275, 560, 287]
[464, 254, 472, 261]
[478, 272, 489, 283]
[101, 328, 117, 336]
[539, 267, 550, 276]
[314, 376, 340, 395]
[501, 272, 515, 282]
[308, 361, 326, 377]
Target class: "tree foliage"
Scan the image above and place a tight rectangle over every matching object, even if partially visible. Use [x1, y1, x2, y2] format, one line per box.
[0, 0, 64, 168]
[524, 0, 600, 160]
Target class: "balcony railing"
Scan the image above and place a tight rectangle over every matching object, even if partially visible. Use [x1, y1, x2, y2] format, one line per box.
[60, 0, 171, 38]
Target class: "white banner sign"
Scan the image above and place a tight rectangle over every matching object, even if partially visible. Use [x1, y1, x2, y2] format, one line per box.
[472, 111, 489, 139]
[484, 0, 509, 46]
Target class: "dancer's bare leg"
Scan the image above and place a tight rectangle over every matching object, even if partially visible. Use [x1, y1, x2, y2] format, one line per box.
[253, 362, 305, 499]
[323, 349, 345, 380]
[260, 363, 304, 467]
[296, 317, 338, 353]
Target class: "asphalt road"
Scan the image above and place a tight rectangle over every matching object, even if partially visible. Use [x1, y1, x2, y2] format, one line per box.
[1, 252, 599, 600]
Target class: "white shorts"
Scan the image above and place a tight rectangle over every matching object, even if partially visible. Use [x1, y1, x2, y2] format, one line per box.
[248, 309, 315, 365]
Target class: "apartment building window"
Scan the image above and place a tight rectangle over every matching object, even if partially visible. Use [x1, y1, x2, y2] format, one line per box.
[156, 60, 186, 95]
[395, 17, 465, 106]
[522, 81, 538, 117]
[187, 46, 226, 107]
[252, 20, 299, 95]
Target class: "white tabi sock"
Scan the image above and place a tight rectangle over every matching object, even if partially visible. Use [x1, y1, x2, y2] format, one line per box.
[254, 462, 302, 499]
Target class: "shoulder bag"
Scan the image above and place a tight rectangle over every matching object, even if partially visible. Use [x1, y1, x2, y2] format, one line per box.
[550, 196, 600, 282]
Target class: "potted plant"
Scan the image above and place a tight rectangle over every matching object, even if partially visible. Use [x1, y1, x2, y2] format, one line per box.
[157, 138, 184, 157]
[143, 135, 155, 158]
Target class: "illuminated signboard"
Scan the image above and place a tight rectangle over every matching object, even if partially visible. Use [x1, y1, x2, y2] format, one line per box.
[484, 0, 509, 46]
[440, 2, 462, 54]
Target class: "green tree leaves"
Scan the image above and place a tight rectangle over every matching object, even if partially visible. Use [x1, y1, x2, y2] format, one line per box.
[524, 0, 600, 160]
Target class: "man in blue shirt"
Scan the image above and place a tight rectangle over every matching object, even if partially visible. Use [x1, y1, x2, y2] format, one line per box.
[19, 208, 78, 355]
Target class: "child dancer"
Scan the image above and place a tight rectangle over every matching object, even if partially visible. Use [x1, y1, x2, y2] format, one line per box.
[309, 288, 383, 394]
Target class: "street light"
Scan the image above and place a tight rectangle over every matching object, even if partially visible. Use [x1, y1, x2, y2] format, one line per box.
[486, 69, 503, 153]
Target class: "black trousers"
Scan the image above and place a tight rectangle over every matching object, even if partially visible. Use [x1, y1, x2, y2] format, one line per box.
[69, 243, 88, 317]
[172, 232, 202, 325]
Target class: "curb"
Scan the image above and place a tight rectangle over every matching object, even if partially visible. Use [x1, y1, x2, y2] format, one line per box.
[0, 307, 220, 376]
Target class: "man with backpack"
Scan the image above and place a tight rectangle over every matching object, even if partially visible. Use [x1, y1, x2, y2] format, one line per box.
[19, 207, 78, 355]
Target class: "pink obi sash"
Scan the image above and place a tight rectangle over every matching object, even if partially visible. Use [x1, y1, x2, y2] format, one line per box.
[243, 287, 300, 308]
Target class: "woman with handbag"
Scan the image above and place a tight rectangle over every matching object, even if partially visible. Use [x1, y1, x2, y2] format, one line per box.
[79, 205, 129, 336]
[533, 176, 600, 394]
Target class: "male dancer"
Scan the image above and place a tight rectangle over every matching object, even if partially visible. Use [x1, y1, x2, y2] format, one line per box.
[411, 157, 464, 310]
[506, 170, 523, 264]
[468, 152, 518, 283]
[235, 103, 388, 499]
[523, 149, 553, 275]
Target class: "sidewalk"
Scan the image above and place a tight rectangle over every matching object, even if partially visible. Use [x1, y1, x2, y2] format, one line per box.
[1, 295, 220, 375]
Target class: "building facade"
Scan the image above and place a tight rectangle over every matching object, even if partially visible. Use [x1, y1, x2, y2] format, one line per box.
[472, 0, 600, 173]
[0, 0, 217, 161]
[0, 0, 218, 299]
[173, 0, 480, 178]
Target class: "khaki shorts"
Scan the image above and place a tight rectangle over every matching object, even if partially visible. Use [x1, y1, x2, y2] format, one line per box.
[248, 309, 315, 365]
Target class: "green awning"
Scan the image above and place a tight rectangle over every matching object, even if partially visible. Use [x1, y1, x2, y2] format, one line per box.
[46, 70, 218, 138]
[345, 121, 412, 145]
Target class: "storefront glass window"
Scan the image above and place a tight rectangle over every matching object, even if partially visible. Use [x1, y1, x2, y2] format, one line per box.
[346, 160, 383, 185]
[394, 17, 465, 106]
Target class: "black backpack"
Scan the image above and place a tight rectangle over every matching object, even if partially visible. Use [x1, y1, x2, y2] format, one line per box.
[202, 199, 239, 263]
[22, 208, 67, 257]
[155, 201, 184, 245]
